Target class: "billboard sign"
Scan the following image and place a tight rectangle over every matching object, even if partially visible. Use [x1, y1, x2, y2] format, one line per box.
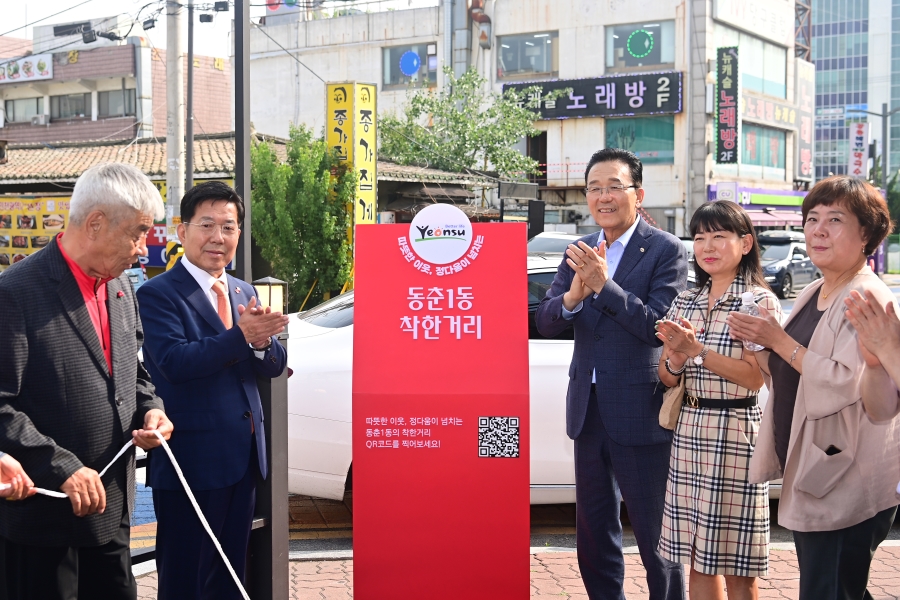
[716, 47, 739, 164]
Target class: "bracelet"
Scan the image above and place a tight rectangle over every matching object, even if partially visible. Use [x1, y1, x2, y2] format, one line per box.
[789, 344, 803, 367]
[665, 358, 686, 376]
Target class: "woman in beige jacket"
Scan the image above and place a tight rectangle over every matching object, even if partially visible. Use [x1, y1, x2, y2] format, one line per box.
[727, 176, 899, 600]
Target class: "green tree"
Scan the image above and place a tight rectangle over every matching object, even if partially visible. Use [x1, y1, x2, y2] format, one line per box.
[251, 124, 356, 311]
[379, 66, 566, 180]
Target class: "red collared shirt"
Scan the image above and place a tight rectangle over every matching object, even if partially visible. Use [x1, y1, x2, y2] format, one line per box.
[57, 233, 113, 374]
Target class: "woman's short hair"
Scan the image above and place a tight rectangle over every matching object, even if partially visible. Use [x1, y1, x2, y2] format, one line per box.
[689, 200, 769, 290]
[69, 163, 164, 225]
[801, 176, 894, 255]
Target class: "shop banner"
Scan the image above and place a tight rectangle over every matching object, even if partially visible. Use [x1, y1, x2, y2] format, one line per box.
[504, 71, 682, 120]
[849, 122, 869, 179]
[795, 59, 815, 181]
[326, 82, 378, 236]
[352, 205, 530, 599]
[0, 53, 53, 84]
[716, 47, 739, 164]
[0, 197, 68, 271]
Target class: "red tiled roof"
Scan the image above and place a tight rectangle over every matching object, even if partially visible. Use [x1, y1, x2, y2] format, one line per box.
[0, 131, 496, 187]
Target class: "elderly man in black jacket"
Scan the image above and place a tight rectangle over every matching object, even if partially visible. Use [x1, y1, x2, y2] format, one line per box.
[0, 163, 173, 600]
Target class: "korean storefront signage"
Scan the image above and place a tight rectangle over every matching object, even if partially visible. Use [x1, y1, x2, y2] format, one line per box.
[326, 82, 378, 236]
[353, 204, 530, 598]
[0, 53, 53, 85]
[741, 95, 796, 130]
[848, 122, 869, 179]
[716, 47, 739, 164]
[503, 71, 682, 120]
[795, 59, 815, 181]
[0, 198, 67, 271]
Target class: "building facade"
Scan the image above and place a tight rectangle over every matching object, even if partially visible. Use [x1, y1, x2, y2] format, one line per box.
[0, 16, 230, 144]
[250, 0, 808, 234]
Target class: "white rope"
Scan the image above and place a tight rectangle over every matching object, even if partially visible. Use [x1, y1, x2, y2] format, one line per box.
[0, 431, 250, 600]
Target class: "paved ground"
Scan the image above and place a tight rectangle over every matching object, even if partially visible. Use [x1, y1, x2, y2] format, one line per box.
[135, 545, 900, 599]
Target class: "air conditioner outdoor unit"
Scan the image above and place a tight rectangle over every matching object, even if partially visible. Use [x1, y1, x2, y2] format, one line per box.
[31, 114, 47, 126]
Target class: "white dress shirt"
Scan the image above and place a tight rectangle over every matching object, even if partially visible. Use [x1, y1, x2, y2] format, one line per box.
[180, 255, 231, 317]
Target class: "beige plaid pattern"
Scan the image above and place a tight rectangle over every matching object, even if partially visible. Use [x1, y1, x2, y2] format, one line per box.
[658, 277, 782, 577]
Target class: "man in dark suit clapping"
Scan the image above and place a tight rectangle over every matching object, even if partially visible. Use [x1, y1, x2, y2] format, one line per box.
[0, 163, 174, 600]
[536, 149, 687, 600]
[137, 182, 288, 600]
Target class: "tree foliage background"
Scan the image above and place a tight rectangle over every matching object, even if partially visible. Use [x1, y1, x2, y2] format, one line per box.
[379, 67, 565, 180]
[251, 124, 356, 311]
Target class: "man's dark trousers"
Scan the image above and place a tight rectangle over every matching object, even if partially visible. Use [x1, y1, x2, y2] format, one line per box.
[575, 392, 683, 600]
[153, 440, 258, 600]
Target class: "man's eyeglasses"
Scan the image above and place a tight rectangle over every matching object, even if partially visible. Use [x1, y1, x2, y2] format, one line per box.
[584, 184, 639, 197]
[183, 222, 240, 237]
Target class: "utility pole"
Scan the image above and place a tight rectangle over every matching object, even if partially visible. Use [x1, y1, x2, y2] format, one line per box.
[166, 0, 186, 242]
[234, 0, 252, 282]
[186, 2, 194, 192]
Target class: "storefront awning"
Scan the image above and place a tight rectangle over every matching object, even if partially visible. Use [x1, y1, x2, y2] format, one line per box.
[746, 210, 803, 227]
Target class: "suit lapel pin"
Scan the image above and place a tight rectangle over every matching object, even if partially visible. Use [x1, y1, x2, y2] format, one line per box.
[117, 290, 125, 298]
[640, 247, 645, 253]
[234, 287, 242, 294]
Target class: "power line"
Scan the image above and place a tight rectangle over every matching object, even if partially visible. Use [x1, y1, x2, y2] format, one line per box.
[0, 0, 100, 38]
[251, 22, 324, 82]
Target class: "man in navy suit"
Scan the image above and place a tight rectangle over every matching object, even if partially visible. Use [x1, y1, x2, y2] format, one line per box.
[536, 149, 687, 600]
[137, 182, 288, 599]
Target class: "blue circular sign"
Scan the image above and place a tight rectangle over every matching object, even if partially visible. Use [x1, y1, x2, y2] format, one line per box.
[398, 51, 421, 77]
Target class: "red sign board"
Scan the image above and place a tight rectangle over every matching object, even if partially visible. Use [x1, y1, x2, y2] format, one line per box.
[352, 216, 530, 599]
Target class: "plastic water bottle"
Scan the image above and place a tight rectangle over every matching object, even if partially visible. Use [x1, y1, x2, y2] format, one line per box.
[739, 292, 765, 351]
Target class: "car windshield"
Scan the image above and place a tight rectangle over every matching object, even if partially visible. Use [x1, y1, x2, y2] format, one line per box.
[528, 272, 556, 305]
[759, 243, 791, 260]
[298, 292, 355, 328]
[527, 236, 578, 253]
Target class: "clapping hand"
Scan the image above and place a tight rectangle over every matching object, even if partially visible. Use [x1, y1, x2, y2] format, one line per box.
[844, 290, 900, 368]
[655, 317, 701, 361]
[565, 241, 609, 295]
[237, 297, 289, 348]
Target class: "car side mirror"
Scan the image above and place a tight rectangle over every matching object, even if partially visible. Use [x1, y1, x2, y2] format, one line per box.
[792, 255, 804, 262]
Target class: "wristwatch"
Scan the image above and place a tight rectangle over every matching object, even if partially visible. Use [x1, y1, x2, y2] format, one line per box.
[250, 337, 272, 359]
[692, 346, 710, 366]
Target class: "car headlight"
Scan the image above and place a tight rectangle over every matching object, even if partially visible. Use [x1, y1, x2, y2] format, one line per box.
[764, 265, 782, 274]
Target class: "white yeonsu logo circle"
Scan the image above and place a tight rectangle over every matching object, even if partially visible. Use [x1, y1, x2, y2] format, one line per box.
[408, 204, 473, 265]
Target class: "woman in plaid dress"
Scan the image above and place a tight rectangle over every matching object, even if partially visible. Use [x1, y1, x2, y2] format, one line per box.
[655, 201, 782, 600]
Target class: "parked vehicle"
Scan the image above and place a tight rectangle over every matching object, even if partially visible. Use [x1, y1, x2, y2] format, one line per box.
[757, 231, 821, 299]
[526, 231, 582, 253]
[286, 253, 776, 503]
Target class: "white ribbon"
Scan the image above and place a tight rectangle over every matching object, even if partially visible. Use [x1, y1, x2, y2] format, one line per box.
[0, 431, 250, 600]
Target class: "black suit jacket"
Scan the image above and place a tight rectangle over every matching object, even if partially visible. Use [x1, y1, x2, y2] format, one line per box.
[0, 238, 164, 547]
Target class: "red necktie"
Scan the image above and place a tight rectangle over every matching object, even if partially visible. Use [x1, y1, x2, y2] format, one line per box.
[212, 281, 233, 329]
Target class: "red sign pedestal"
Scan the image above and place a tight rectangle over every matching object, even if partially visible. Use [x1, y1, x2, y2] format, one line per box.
[353, 223, 530, 599]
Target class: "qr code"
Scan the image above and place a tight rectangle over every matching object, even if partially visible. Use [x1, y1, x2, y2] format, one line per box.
[478, 417, 520, 458]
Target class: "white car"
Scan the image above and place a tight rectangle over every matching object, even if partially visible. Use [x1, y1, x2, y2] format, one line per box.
[287, 253, 576, 504]
[286, 254, 775, 503]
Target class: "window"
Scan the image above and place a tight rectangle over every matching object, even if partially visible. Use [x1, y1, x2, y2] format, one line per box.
[99, 89, 136, 117]
[498, 31, 559, 79]
[715, 24, 787, 98]
[606, 21, 675, 70]
[50, 93, 89, 119]
[4, 97, 43, 123]
[605, 116, 675, 165]
[298, 292, 354, 328]
[742, 124, 785, 168]
[527, 272, 573, 340]
[382, 44, 437, 88]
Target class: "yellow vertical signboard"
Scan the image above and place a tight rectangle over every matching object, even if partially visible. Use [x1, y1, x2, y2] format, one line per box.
[326, 82, 378, 235]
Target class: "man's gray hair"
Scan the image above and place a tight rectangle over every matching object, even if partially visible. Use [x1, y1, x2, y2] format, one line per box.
[69, 163, 165, 225]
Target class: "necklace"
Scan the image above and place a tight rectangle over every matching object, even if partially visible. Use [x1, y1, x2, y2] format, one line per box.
[821, 267, 862, 299]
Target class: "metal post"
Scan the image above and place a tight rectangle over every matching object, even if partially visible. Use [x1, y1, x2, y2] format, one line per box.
[186, 3, 194, 192]
[247, 332, 290, 600]
[166, 0, 185, 243]
[498, 197, 504, 223]
[234, 0, 252, 282]
[884, 102, 889, 193]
